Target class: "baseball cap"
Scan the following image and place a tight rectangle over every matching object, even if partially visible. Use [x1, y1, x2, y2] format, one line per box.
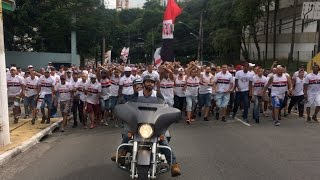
[249, 63, 255, 67]
[89, 74, 97, 79]
[131, 67, 137, 71]
[10, 67, 17, 71]
[28, 65, 33, 68]
[124, 67, 132, 72]
[178, 68, 184, 72]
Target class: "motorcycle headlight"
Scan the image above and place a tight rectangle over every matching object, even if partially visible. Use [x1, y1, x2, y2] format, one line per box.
[138, 124, 154, 139]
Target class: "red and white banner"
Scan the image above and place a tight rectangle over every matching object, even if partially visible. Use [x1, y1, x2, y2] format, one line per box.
[162, 0, 182, 39]
[120, 47, 130, 63]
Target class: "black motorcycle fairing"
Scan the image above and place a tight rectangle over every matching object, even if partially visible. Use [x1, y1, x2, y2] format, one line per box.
[114, 101, 180, 136]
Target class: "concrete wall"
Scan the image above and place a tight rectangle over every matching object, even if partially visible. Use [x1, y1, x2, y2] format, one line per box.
[5, 51, 80, 70]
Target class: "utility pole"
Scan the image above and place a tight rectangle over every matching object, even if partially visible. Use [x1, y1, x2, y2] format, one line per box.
[318, 20, 320, 53]
[0, 0, 10, 147]
[152, 28, 154, 64]
[198, 11, 203, 63]
[128, 30, 131, 64]
[273, 0, 279, 61]
[265, 0, 270, 66]
[102, 37, 106, 64]
[288, 0, 297, 63]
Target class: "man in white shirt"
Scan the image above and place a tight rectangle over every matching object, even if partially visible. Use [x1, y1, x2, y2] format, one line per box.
[288, 69, 305, 117]
[75, 72, 88, 128]
[232, 62, 253, 122]
[304, 64, 320, 122]
[7, 67, 24, 123]
[85, 74, 102, 129]
[292, 64, 307, 79]
[54, 75, 73, 132]
[251, 67, 267, 123]
[24, 70, 39, 124]
[38, 69, 56, 124]
[199, 66, 214, 121]
[213, 65, 234, 122]
[141, 63, 160, 91]
[69, 71, 81, 128]
[119, 67, 135, 102]
[49, 67, 60, 117]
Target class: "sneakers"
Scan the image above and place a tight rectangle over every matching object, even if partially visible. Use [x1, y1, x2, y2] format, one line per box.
[221, 117, 226, 122]
[104, 122, 109, 126]
[203, 117, 209, 121]
[13, 117, 19, 124]
[171, 163, 181, 177]
[46, 118, 51, 124]
[307, 116, 312, 123]
[198, 112, 202, 117]
[41, 116, 46, 124]
[274, 120, 280, 126]
[31, 118, 36, 125]
[215, 113, 219, 120]
[24, 115, 29, 119]
[60, 127, 65, 132]
[72, 122, 78, 128]
[89, 123, 95, 129]
[312, 115, 319, 122]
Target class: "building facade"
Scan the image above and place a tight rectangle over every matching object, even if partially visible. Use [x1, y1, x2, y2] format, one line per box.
[246, 0, 318, 62]
[116, 0, 129, 10]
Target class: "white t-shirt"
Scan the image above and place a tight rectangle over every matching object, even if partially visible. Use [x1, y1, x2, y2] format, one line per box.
[199, 72, 214, 94]
[119, 75, 134, 95]
[235, 70, 253, 92]
[185, 76, 200, 96]
[160, 78, 174, 98]
[7, 75, 24, 97]
[85, 81, 102, 105]
[213, 72, 233, 93]
[293, 77, 304, 96]
[39, 75, 56, 95]
[100, 78, 111, 100]
[54, 82, 73, 102]
[110, 75, 120, 97]
[271, 74, 288, 98]
[132, 74, 141, 81]
[75, 80, 87, 102]
[304, 73, 320, 95]
[141, 70, 160, 81]
[174, 75, 186, 97]
[252, 75, 267, 96]
[50, 74, 60, 84]
[24, 76, 39, 97]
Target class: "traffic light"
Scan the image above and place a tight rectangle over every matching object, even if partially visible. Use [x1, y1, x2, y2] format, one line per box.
[2, 0, 15, 11]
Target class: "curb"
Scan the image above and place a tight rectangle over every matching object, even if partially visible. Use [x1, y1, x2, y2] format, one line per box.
[0, 119, 63, 166]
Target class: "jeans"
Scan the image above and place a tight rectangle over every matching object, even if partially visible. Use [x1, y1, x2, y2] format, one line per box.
[121, 130, 177, 164]
[72, 98, 84, 124]
[288, 95, 304, 116]
[253, 95, 262, 121]
[186, 95, 198, 112]
[174, 95, 185, 111]
[233, 91, 249, 119]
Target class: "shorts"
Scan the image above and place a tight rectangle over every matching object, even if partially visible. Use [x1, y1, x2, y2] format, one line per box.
[60, 100, 71, 114]
[215, 93, 230, 108]
[86, 103, 100, 114]
[199, 93, 211, 108]
[272, 96, 284, 108]
[186, 96, 198, 112]
[100, 98, 110, 111]
[24, 95, 37, 108]
[40, 94, 53, 109]
[109, 96, 118, 110]
[8, 96, 21, 107]
[305, 94, 320, 107]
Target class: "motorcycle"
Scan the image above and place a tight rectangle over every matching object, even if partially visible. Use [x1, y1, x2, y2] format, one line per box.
[114, 98, 180, 180]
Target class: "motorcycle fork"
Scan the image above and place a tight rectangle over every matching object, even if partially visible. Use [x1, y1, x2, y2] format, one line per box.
[131, 141, 138, 179]
[150, 142, 157, 179]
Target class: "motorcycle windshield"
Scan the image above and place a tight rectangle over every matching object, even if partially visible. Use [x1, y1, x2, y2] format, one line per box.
[115, 98, 180, 136]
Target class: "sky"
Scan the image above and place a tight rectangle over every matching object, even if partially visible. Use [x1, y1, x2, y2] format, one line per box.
[107, 0, 146, 9]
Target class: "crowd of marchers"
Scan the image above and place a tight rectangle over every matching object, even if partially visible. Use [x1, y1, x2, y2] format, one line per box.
[5, 59, 320, 131]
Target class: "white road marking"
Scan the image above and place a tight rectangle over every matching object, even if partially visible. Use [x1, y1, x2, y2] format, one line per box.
[234, 117, 251, 127]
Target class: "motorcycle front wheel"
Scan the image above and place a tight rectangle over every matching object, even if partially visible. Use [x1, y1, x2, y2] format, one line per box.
[137, 165, 149, 180]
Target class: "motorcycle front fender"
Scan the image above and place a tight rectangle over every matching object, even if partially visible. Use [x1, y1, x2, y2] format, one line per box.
[137, 150, 151, 166]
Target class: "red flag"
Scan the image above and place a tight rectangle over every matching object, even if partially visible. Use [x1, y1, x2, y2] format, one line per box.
[163, 0, 182, 23]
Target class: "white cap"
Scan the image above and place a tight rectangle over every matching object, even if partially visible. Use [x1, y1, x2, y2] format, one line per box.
[82, 70, 89, 75]
[10, 67, 17, 71]
[28, 65, 33, 68]
[178, 68, 184, 72]
[249, 63, 255, 67]
[89, 74, 97, 79]
[6, 68, 9, 71]
[124, 67, 132, 72]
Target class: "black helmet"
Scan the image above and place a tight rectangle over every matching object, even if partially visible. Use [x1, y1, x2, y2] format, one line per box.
[133, 78, 143, 85]
[143, 75, 155, 83]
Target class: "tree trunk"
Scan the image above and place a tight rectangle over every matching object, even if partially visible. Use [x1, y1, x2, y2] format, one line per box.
[240, 31, 249, 60]
[250, 25, 261, 62]
[273, 0, 279, 61]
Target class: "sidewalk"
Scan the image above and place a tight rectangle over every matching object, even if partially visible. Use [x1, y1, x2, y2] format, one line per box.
[0, 114, 62, 166]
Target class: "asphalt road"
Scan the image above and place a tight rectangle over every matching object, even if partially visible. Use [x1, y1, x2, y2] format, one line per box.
[1, 113, 320, 180]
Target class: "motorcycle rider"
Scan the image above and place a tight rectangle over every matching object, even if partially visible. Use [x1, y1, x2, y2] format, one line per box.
[111, 75, 181, 177]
